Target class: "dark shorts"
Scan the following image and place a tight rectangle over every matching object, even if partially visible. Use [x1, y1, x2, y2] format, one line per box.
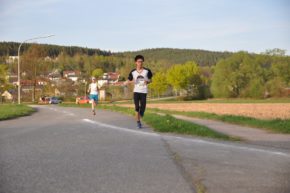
[133, 92, 147, 117]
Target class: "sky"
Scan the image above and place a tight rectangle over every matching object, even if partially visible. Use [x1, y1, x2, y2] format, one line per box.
[0, 0, 289, 53]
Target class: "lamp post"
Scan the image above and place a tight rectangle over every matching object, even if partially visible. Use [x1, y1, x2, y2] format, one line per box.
[85, 80, 87, 98]
[17, 35, 55, 104]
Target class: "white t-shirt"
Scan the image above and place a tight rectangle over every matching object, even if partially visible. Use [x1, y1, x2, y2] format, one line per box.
[128, 68, 153, 93]
[89, 83, 98, 95]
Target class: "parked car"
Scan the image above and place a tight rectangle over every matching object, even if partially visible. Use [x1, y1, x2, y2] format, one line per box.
[49, 96, 62, 104]
[39, 96, 51, 104]
[76, 96, 90, 104]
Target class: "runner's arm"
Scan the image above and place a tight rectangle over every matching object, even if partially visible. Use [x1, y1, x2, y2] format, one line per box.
[87, 84, 91, 93]
[124, 70, 134, 85]
[97, 83, 101, 91]
[145, 69, 153, 84]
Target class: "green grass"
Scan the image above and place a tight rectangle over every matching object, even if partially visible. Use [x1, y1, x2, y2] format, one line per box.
[143, 113, 232, 140]
[59, 103, 290, 134]
[59, 103, 233, 140]
[0, 104, 36, 121]
[147, 108, 290, 134]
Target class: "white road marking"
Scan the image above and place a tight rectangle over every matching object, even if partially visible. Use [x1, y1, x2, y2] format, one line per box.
[165, 136, 290, 158]
[82, 118, 290, 158]
[82, 118, 159, 137]
[61, 110, 75, 116]
[46, 107, 75, 116]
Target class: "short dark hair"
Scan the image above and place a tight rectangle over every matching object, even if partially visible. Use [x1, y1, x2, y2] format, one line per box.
[134, 55, 145, 62]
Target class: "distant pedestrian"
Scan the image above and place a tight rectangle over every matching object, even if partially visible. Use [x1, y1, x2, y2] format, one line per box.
[87, 77, 99, 115]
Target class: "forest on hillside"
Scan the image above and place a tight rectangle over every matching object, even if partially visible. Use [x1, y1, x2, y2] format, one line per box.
[0, 42, 112, 57]
[0, 42, 289, 99]
[0, 42, 235, 79]
[116, 48, 233, 67]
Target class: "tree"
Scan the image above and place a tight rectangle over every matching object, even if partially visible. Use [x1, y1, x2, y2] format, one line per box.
[241, 78, 265, 98]
[271, 57, 290, 86]
[0, 64, 7, 85]
[211, 52, 255, 98]
[263, 48, 286, 56]
[265, 77, 287, 97]
[149, 72, 168, 98]
[0, 64, 8, 93]
[0, 64, 14, 95]
[166, 61, 201, 96]
[92, 68, 104, 79]
[22, 44, 47, 79]
[210, 51, 290, 98]
[166, 64, 186, 95]
[21, 44, 47, 102]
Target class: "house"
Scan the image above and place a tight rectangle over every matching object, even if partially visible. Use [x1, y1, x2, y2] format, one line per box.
[6, 56, 19, 64]
[1, 90, 13, 101]
[63, 70, 81, 77]
[98, 89, 112, 101]
[7, 74, 18, 85]
[111, 81, 125, 86]
[34, 77, 49, 86]
[98, 72, 120, 87]
[107, 72, 120, 84]
[284, 87, 290, 96]
[20, 79, 48, 86]
[48, 71, 61, 81]
[12, 79, 47, 93]
[67, 75, 78, 82]
[63, 70, 81, 82]
[99, 89, 106, 101]
[44, 56, 53, 61]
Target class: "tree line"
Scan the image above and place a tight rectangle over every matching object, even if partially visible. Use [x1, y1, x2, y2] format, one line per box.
[0, 42, 111, 57]
[0, 42, 289, 99]
[148, 50, 289, 99]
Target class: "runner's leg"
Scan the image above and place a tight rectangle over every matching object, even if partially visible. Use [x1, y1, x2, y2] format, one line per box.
[134, 93, 140, 121]
[139, 93, 147, 117]
[94, 95, 98, 115]
[90, 95, 95, 115]
[134, 93, 142, 128]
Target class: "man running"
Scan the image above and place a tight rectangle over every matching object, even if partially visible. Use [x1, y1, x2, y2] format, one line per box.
[87, 77, 99, 115]
[125, 55, 153, 128]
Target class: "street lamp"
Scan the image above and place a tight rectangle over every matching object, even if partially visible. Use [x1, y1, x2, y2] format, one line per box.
[85, 80, 87, 98]
[17, 35, 55, 104]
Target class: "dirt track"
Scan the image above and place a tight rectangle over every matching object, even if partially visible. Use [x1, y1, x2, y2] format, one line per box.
[119, 103, 290, 120]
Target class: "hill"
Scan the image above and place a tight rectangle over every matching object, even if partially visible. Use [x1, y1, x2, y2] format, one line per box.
[115, 48, 232, 66]
[0, 42, 232, 66]
[0, 42, 112, 57]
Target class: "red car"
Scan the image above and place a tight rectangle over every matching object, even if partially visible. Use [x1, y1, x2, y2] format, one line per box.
[76, 96, 90, 104]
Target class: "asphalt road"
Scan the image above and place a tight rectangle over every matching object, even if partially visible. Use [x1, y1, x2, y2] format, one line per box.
[0, 105, 289, 193]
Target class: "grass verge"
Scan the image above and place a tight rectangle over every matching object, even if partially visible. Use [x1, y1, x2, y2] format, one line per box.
[59, 103, 234, 140]
[59, 103, 290, 134]
[0, 104, 36, 121]
[143, 113, 232, 140]
[147, 108, 290, 134]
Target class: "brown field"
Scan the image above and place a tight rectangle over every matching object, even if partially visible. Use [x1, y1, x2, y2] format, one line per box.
[119, 103, 290, 120]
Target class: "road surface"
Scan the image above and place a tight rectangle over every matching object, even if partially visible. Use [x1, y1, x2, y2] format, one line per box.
[0, 105, 289, 193]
